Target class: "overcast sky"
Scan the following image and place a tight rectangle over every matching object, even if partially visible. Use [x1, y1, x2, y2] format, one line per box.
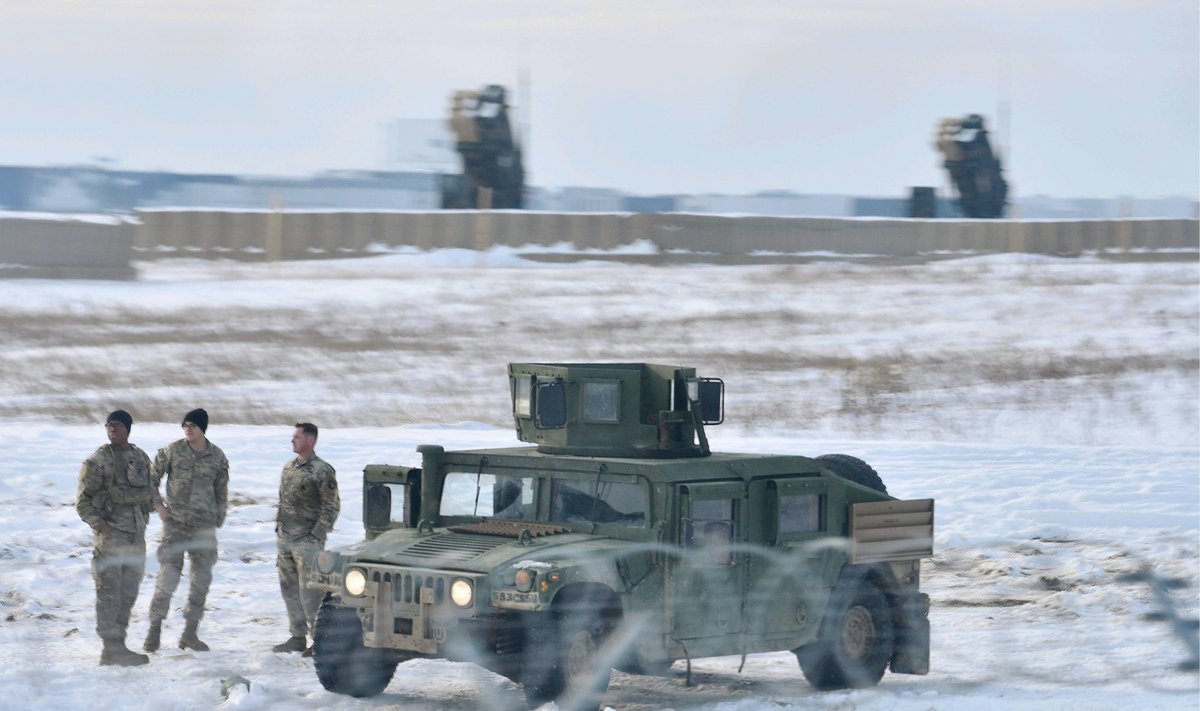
[2, 0, 1197, 199]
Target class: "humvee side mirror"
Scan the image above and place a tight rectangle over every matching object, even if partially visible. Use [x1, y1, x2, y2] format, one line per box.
[698, 378, 724, 425]
[365, 483, 392, 530]
[536, 380, 567, 429]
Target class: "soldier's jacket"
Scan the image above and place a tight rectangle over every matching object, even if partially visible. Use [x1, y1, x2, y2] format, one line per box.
[76, 443, 155, 535]
[276, 454, 340, 544]
[152, 438, 229, 529]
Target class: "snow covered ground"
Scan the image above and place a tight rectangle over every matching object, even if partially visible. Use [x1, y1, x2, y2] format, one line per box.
[0, 247, 1196, 710]
[1, 247, 1196, 446]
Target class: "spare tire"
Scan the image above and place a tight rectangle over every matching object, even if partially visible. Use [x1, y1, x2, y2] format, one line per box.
[816, 454, 887, 494]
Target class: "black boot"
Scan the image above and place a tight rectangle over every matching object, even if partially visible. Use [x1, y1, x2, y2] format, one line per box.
[178, 619, 210, 652]
[143, 620, 162, 653]
[272, 636, 307, 653]
[101, 638, 150, 666]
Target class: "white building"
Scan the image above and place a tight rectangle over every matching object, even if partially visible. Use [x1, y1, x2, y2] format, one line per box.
[677, 191, 853, 217]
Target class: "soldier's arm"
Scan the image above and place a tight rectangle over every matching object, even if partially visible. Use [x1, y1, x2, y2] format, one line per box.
[75, 459, 111, 534]
[138, 450, 156, 517]
[151, 446, 170, 517]
[214, 454, 230, 527]
[313, 465, 341, 538]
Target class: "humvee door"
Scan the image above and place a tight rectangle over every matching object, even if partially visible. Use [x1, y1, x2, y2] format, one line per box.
[670, 482, 745, 645]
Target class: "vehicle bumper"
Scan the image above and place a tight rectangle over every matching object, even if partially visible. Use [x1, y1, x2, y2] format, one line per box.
[340, 566, 489, 655]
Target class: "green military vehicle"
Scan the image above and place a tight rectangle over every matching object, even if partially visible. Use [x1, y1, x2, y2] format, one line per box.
[307, 363, 934, 709]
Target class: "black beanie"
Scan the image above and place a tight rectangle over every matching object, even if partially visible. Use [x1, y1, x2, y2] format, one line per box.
[106, 409, 133, 431]
[182, 408, 209, 433]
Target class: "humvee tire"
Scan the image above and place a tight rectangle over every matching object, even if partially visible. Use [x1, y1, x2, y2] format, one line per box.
[313, 598, 399, 697]
[816, 454, 887, 494]
[796, 581, 894, 690]
[521, 604, 613, 711]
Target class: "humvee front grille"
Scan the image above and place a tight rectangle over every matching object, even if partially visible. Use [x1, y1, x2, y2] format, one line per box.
[403, 533, 506, 562]
[370, 570, 447, 606]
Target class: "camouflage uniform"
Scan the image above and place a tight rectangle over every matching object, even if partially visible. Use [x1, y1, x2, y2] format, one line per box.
[147, 438, 229, 627]
[276, 453, 340, 638]
[76, 443, 155, 644]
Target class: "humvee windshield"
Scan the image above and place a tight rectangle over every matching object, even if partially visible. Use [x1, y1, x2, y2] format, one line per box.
[440, 471, 646, 527]
[549, 479, 645, 526]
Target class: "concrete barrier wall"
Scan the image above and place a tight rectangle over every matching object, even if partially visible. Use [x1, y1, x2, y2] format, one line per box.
[133, 209, 1200, 259]
[0, 214, 135, 276]
[3, 211, 1197, 275]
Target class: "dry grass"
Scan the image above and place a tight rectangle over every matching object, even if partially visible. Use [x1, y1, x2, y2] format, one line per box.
[1, 259, 1195, 445]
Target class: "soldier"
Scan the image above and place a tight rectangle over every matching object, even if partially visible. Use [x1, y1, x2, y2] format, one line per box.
[143, 408, 229, 653]
[76, 410, 155, 666]
[272, 422, 340, 655]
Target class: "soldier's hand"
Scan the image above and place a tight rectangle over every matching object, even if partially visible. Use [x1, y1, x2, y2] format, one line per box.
[155, 502, 169, 520]
[97, 521, 114, 536]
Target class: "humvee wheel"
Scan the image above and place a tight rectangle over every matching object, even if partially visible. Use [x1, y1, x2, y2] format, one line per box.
[816, 454, 887, 494]
[797, 583, 894, 690]
[313, 598, 399, 697]
[522, 607, 612, 711]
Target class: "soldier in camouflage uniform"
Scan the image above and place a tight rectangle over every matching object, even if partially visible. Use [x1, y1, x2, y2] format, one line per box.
[143, 408, 229, 653]
[76, 410, 154, 666]
[272, 422, 340, 655]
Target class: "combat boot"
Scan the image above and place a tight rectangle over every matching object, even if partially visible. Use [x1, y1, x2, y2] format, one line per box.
[178, 619, 210, 652]
[101, 638, 150, 667]
[143, 619, 162, 653]
[272, 636, 307, 653]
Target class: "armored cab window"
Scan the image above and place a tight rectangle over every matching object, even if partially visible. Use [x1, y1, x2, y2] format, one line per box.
[535, 380, 567, 429]
[686, 498, 735, 565]
[513, 375, 532, 417]
[779, 494, 821, 534]
[549, 478, 646, 527]
[492, 475, 536, 520]
[442, 472, 498, 517]
[768, 479, 828, 543]
[581, 380, 620, 423]
[442, 471, 542, 519]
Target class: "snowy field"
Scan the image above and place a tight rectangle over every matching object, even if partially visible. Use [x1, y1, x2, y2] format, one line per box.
[1, 247, 1196, 447]
[0, 248, 1196, 710]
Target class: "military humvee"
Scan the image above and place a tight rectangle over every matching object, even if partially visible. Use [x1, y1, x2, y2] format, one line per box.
[307, 363, 934, 710]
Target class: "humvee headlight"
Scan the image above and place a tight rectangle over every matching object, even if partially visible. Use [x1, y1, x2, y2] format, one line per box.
[344, 568, 368, 597]
[450, 578, 474, 607]
[514, 568, 535, 593]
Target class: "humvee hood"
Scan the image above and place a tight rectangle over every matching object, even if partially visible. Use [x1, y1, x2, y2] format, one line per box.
[345, 523, 630, 573]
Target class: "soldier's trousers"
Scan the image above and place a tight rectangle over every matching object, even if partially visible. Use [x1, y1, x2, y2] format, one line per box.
[149, 523, 217, 623]
[92, 527, 145, 641]
[277, 537, 323, 637]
